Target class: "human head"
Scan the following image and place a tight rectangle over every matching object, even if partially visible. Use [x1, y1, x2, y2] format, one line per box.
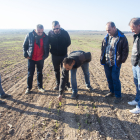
[63, 57, 75, 70]
[52, 21, 60, 34]
[35, 24, 44, 36]
[106, 22, 117, 36]
[129, 18, 140, 34]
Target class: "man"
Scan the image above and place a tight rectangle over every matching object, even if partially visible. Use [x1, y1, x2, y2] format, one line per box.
[0, 75, 11, 104]
[48, 21, 71, 90]
[58, 50, 94, 102]
[100, 22, 129, 104]
[23, 24, 49, 94]
[128, 18, 140, 114]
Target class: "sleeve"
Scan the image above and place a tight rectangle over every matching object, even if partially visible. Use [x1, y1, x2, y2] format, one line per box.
[23, 34, 29, 58]
[59, 67, 69, 95]
[137, 40, 140, 67]
[44, 36, 50, 60]
[65, 31, 71, 47]
[121, 36, 129, 63]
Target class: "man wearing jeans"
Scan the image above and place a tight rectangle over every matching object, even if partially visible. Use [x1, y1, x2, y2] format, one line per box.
[23, 24, 49, 94]
[48, 21, 71, 90]
[128, 18, 140, 114]
[58, 51, 94, 102]
[0, 75, 11, 104]
[100, 22, 129, 104]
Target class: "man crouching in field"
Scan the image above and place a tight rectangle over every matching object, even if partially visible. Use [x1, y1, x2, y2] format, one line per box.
[128, 18, 140, 114]
[100, 22, 129, 104]
[23, 24, 49, 94]
[58, 50, 94, 102]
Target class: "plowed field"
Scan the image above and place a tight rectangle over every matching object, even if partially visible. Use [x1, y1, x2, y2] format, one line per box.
[0, 31, 140, 140]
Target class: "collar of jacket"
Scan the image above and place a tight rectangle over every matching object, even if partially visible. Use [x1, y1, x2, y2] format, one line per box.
[133, 32, 140, 38]
[104, 29, 124, 40]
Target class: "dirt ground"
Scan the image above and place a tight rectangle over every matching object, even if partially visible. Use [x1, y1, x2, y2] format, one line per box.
[0, 31, 140, 140]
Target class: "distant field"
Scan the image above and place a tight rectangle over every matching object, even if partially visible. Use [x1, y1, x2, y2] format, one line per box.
[0, 30, 140, 140]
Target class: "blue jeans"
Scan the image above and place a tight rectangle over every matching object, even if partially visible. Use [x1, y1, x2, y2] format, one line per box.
[27, 59, 44, 89]
[104, 64, 121, 98]
[132, 65, 140, 108]
[0, 75, 5, 96]
[71, 62, 90, 94]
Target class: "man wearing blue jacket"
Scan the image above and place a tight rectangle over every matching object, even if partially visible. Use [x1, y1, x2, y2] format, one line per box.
[100, 22, 129, 104]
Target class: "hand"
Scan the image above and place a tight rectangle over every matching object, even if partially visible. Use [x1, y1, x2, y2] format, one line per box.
[27, 57, 30, 59]
[58, 95, 62, 102]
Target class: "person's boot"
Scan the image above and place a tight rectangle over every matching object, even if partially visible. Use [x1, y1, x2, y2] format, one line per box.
[71, 93, 78, 99]
[25, 88, 31, 94]
[38, 88, 45, 93]
[105, 92, 115, 98]
[65, 85, 72, 91]
[0, 100, 6, 104]
[86, 86, 94, 92]
[114, 97, 122, 104]
[0, 94, 12, 99]
[54, 85, 59, 90]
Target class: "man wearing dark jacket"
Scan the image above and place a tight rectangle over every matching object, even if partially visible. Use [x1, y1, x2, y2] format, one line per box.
[58, 51, 94, 101]
[128, 18, 140, 114]
[48, 21, 71, 90]
[100, 22, 129, 104]
[23, 24, 49, 94]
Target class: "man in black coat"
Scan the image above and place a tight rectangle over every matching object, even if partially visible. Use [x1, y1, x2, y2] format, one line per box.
[58, 51, 94, 101]
[48, 21, 71, 90]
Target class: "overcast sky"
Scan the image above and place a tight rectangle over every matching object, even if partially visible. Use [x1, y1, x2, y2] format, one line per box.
[0, 0, 139, 31]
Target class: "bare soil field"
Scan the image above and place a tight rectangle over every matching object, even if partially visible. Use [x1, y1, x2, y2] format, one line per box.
[0, 30, 140, 140]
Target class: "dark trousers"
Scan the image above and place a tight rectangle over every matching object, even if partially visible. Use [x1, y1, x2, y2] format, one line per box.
[27, 59, 44, 89]
[104, 64, 121, 98]
[51, 54, 70, 87]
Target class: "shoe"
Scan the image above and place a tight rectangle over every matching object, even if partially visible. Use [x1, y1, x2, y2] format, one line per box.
[54, 85, 59, 90]
[114, 97, 122, 104]
[128, 100, 138, 105]
[105, 92, 115, 98]
[65, 86, 72, 91]
[0, 94, 11, 99]
[71, 93, 78, 99]
[86, 86, 94, 92]
[25, 88, 31, 94]
[38, 88, 45, 93]
[129, 105, 140, 114]
[0, 100, 6, 104]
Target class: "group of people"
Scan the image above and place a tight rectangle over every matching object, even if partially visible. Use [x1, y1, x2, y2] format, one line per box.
[0, 18, 140, 114]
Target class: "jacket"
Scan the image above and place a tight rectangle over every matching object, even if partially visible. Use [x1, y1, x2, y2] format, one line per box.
[59, 50, 91, 95]
[100, 29, 129, 67]
[131, 32, 140, 66]
[48, 28, 71, 56]
[23, 30, 49, 60]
